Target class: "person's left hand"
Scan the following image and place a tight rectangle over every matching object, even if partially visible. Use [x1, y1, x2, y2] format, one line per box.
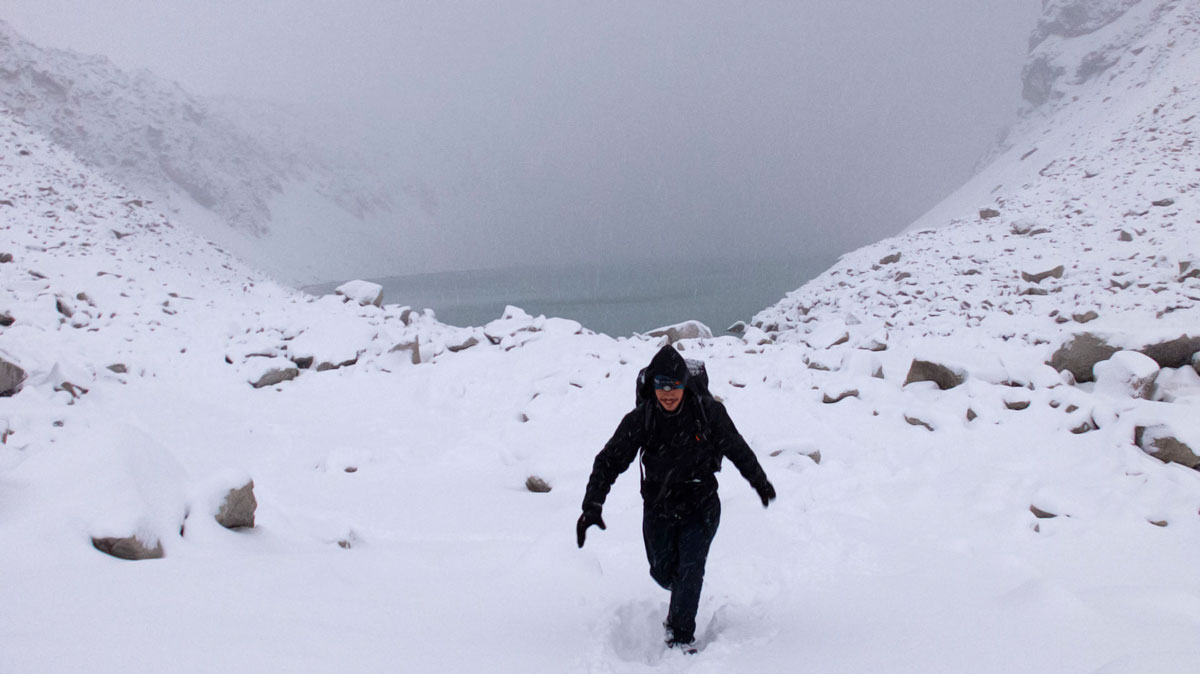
[754, 479, 776, 508]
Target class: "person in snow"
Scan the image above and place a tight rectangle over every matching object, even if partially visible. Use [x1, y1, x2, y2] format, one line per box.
[577, 343, 776, 650]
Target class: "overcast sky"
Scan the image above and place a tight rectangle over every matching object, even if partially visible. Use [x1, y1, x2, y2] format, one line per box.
[6, 1, 1040, 272]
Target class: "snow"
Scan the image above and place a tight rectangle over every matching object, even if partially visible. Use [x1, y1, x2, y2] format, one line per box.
[4, 1, 1200, 672]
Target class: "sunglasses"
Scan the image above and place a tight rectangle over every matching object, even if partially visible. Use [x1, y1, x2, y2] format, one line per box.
[653, 375, 685, 391]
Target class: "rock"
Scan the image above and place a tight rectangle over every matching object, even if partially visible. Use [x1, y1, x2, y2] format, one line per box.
[389, 340, 422, 365]
[525, 476, 552, 493]
[0, 312, 12, 327]
[1073, 311, 1099, 323]
[484, 306, 538, 344]
[291, 355, 314, 369]
[879, 252, 902, 265]
[805, 322, 850, 349]
[727, 321, 747, 334]
[1005, 400, 1031, 411]
[0, 252, 11, 263]
[979, 208, 1001, 219]
[1138, 335, 1200, 368]
[1135, 425, 1200, 468]
[905, 415, 934, 432]
[1152, 198, 1175, 207]
[1021, 265, 1065, 284]
[822, 389, 859, 404]
[315, 356, 359, 372]
[250, 367, 298, 388]
[1029, 505, 1057, 519]
[1, 357, 27, 396]
[92, 535, 164, 560]
[1022, 55, 1061, 106]
[106, 363, 127, 374]
[1047, 333, 1118, 383]
[1070, 418, 1096, 434]
[904, 359, 965, 390]
[1011, 220, 1036, 235]
[215, 481, 257, 529]
[647, 320, 713, 344]
[1118, 230, 1133, 242]
[1094, 351, 1160, 399]
[1193, 352, 1200, 376]
[55, 297, 74, 318]
[966, 408, 978, 422]
[447, 336, 480, 353]
[1021, 287, 1049, 296]
[334, 280, 384, 307]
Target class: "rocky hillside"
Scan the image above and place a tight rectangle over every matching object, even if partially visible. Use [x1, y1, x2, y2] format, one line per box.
[754, 0, 1198, 359]
[0, 20, 429, 284]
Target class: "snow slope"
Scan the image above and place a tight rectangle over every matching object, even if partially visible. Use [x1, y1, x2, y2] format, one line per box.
[4, 1, 1200, 672]
[0, 20, 431, 285]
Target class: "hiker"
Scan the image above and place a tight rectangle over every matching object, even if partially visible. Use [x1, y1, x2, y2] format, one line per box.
[577, 344, 775, 651]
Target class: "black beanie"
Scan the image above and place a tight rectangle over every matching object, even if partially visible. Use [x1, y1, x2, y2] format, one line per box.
[646, 344, 689, 383]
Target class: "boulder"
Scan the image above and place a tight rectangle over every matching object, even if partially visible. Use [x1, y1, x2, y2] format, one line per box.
[879, 252, 902, 265]
[1094, 351, 1160, 399]
[979, 208, 1001, 219]
[0, 311, 13, 327]
[389, 340, 422, 364]
[1029, 505, 1057, 519]
[1, 356, 27, 396]
[1047, 333, 1118, 383]
[215, 481, 257, 529]
[1021, 265, 1065, 284]
[106, 363, 128, 374]
[805, 321, 850, 350]
[647, 320, 713, 344]
[92, 535, 164, 561]
[334, 280, 384, 307]
[727, 321, 747, 334]
[484, 306, 538, 344]
[904, 359, 965, 390]
[250, 367, 299, 389]
[1073, 311, 1099, 324]
[1138, 334, 1200, 369]
[905, 415, 934, 431]
[525, 476, 552, 493]
[1135, 425, 1200, 468]
[0, 252, 12, 263]
[447, 335, 481, 353]
[822, 389, 859, 404]
[1193, 352, 1200, 376]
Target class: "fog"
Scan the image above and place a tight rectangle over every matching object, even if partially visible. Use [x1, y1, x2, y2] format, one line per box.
[6, 1, 1039, 273]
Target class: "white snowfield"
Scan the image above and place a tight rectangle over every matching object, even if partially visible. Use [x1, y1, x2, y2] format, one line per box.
[3, 2, 1200, 673]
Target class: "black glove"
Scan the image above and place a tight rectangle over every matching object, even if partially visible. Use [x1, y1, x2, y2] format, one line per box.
[576, 506, 606, 548]
[754, 479, 776, 508]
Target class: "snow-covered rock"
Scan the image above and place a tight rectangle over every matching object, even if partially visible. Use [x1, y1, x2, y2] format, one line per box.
[335, 280, 384, 308]
[646, 320, 713, 344]
[1093, 350, 1160, 399]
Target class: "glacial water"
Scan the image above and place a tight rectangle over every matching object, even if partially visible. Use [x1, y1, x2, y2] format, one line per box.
[306, 255, 833, 337]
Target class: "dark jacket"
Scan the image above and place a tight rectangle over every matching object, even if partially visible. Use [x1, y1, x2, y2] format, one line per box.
[582, 347, 769, 518]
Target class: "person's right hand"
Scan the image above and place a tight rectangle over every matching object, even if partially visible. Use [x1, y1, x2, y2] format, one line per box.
[576, 507, 606, 548]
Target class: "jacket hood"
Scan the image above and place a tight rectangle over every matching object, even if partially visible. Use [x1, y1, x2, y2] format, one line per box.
[646, 344, 689, 383]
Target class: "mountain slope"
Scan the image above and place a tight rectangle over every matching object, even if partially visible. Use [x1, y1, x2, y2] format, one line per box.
[754, 0, 1199, 359]
[0, 20, 431, 284]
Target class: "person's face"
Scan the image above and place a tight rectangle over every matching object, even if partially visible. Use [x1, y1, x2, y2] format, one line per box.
[654, 381, 684, 412]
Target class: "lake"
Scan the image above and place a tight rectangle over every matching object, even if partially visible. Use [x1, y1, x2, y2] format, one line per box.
[304, 256, 832, 337]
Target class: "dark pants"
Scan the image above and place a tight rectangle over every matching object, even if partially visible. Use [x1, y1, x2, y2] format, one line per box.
[641, 495, 721, 642]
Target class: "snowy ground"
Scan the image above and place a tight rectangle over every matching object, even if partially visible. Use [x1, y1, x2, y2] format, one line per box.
[5, 2, 1200, 672]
